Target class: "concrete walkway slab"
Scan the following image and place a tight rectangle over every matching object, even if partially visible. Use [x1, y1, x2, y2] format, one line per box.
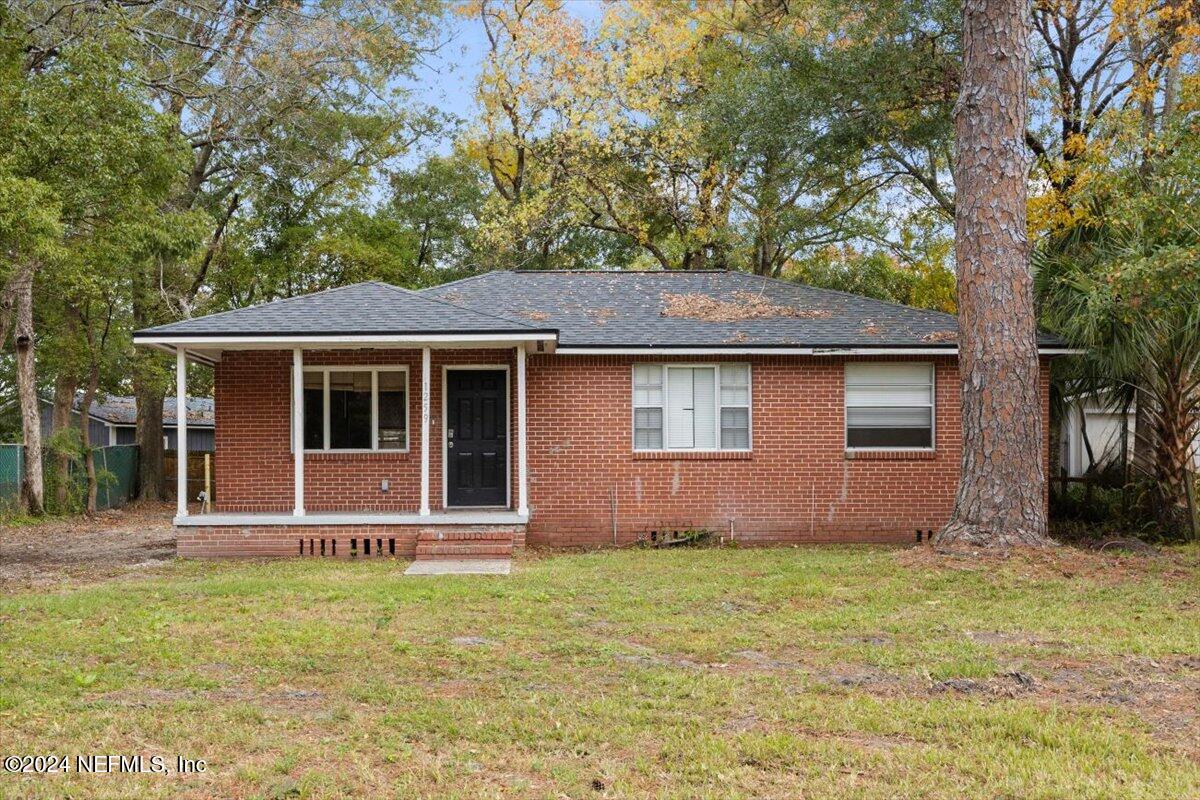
[404, 559, 512, 576]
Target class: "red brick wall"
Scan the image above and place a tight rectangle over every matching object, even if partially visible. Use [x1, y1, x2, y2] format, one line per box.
[212, 348, 1052, 547]
[213, 348, 516, 513]
[522, 354, 1053, 547]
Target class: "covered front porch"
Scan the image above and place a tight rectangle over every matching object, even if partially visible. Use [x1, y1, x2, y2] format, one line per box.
[155, 335, 550, 529]
[131, 281, 557, 557]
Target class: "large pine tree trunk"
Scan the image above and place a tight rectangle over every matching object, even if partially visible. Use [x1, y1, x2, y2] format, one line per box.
[12, 264, 44, 514]
[937, 0, 1051, 548]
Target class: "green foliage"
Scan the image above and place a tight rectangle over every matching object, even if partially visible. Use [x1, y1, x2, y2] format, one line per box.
[43, 427, 87, 514]
[389, 152, 487, 275]
[789, 246, 957, 312]
[1037, 108, 1200, 538]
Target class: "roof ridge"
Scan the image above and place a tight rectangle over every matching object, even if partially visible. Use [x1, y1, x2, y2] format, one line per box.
[733, 271, 958, 322]
[372, 279, 543, 331]
[511, 269, 730, 274]
[415, 270, 505, 292]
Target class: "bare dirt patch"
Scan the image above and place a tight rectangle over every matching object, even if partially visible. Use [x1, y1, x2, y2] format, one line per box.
[894, 542, 1197, 585]
[0, 502, 176, 589]
[660, 291, 832, 322]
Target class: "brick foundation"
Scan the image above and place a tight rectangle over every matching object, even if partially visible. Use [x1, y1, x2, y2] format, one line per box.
[179, 524, 526, 559]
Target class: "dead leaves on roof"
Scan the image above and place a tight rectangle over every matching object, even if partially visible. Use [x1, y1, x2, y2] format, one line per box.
[660, 291, 831, 323]
[922, 330, 957, 343]
[518, 310, 550, 321]
[585, 307, 615, 324]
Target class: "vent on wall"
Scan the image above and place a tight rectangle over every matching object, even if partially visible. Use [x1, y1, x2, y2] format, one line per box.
[344, 537, 397, 558]
[299, 538, 337, 556]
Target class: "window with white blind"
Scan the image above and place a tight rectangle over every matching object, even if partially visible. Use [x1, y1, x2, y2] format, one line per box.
[633, 364, 751, 451]
[844, 363, 934, 449]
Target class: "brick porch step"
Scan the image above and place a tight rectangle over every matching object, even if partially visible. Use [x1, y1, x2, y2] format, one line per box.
[414, 542, 513, 559]
[424, 529, 514, 542]
[414, 527, 516, 561]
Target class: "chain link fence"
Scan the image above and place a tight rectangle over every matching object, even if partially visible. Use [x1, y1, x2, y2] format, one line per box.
[0, 444, 24, 507]
[0, 444, 139, 511]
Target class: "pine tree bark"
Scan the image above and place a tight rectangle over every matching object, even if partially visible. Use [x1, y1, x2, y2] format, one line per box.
[937, 0, 1051, 548]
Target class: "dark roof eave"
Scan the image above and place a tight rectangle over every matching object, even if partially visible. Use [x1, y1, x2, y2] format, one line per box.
[553, 342, 960, 350]
[551, 341, 1072, 351]
[134, 328, 558, 339]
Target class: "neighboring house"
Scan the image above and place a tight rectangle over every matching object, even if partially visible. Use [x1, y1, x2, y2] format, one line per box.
[133, 271, 1073, 559]
[1060, 395, 1199, 477]
[38, 395, 215, 453]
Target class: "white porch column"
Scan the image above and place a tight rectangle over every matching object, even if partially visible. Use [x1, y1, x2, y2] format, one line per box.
[517, 344, 528, 517]
[176, 348, 188, 518]
[420, 346, 431, 516]
[292, 347, 305, 516]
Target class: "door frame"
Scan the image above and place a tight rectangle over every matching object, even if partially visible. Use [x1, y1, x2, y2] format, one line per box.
[441, 364, 511, 509]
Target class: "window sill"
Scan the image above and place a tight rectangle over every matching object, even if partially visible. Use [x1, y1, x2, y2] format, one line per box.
[304, 450, 411, 461]
[844, 450, 936, 461]
[633, 450, 753, 461]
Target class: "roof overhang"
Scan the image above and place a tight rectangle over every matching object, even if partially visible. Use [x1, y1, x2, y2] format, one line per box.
[134, 331, 560, 364]
[553, 345, 1082, 356]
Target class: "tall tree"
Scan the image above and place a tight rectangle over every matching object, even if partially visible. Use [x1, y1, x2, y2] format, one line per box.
[106, 0, 438, 498]
[936, 0, 1052, 547]
[1, 12, 197, 513]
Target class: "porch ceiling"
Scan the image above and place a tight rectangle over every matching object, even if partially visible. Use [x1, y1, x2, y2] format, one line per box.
[141, 335, 555, 365]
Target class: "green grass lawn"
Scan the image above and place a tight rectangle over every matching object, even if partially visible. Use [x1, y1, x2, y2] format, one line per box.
[1, 546, 1198, 799]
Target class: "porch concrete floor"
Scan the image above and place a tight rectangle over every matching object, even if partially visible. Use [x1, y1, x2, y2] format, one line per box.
[404, 559, 512, 576]
[174, 510, 529, 527]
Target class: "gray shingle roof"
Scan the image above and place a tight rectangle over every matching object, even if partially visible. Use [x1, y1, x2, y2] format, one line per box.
[134, 271, 1065, 349]
[134, 281, 543, 337]
[422, 270, 1064, 349]
[81, 395, 214, 427]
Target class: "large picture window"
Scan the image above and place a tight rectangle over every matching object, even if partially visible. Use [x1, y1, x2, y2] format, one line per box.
[633, 364, 751, 451]
[301, 367, 408, 451]
[844, 363, 934, 450]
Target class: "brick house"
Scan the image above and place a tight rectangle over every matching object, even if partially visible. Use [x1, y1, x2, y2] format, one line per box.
[133, 271, 1071, 559]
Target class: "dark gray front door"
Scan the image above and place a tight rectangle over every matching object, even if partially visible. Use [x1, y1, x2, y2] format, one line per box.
[446, 369, 507, 507]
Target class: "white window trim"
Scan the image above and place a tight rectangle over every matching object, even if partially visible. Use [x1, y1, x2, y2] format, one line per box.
[295, 365, 410, 453]
[631, 363, 752, 453]
[844, 362, 936, 453]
